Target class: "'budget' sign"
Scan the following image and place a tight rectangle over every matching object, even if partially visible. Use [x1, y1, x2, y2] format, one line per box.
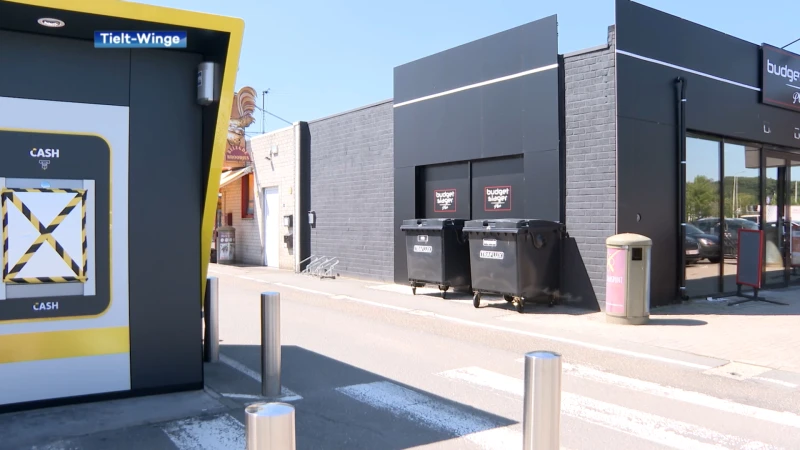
[762, 44, 800, 113]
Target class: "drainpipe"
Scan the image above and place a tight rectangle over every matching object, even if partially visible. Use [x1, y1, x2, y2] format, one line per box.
[675, 77, 688, 301]
[293, 122, 302, 272]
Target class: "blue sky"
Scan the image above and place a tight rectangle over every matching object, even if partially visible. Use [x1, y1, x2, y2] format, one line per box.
[139, 0, 800, 134]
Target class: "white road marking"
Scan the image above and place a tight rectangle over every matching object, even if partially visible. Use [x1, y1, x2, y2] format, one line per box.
[219, 354, 303, 401]
[438, 366, 780, 450]
[407, 309, 436, 317]
[514, 358, 800, 428]
[559, 362, 800, 429]
[215, 274, 714, 370]
[336, 380, 521, 450]
[329, 294, 412, 312]
[221, 393, 265, 400]
[272, 282, 332, 296]
[30, 441, 78, 450]
[238, 275, 271, 283]
[753, 377, 799, 389]
[162, 413, 245, 450]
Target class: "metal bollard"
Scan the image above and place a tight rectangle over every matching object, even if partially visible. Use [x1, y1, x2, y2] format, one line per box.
[203, 276, 219, 363]
[245, 402, 296, 450]
[261, 292, 281, 398]
[522, 351, 562, 450]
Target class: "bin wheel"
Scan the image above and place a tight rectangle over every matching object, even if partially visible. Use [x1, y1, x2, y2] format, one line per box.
[473, 292, 481, 308]
[514, 298, 525, 314]
[412, 286, 416, 295]
[503, 295, 514, 303]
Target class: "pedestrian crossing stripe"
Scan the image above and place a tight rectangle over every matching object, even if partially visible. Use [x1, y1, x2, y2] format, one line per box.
[1, 188, 88, 284]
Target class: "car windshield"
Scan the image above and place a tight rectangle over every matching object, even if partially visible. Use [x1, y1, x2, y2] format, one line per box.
[685, 224, 704, 235]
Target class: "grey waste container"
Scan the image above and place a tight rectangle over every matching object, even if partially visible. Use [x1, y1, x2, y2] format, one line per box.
[216, 226, 235, 265]
[400, 218, 471, 298]
[463, 219, 565, 313]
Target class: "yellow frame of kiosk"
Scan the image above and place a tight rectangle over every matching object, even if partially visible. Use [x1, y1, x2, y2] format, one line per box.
[4, 0, 245, 303]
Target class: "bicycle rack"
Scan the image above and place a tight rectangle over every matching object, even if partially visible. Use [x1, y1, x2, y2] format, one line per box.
[312, 257, 334, 276]
[302, 255, 325, 275]
[319, 260, 339, 279]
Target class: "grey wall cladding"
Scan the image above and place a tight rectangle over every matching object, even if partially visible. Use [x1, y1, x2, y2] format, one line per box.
[564, 25, 617, 306]
[308, 100, 394, 281]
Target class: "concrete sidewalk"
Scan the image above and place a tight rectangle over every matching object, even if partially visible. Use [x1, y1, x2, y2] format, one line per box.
[208, 263, 800, 376]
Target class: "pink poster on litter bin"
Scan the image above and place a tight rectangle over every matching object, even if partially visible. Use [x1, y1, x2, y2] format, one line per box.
[605, 247, 627, 314]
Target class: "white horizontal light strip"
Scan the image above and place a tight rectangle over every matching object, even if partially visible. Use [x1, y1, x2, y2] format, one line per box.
[393, 63, 559, 108]
[615, 49, 761, 92]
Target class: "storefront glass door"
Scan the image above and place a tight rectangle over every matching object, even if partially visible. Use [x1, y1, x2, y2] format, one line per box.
[762, 151, 800, 288]
[791, 160, 800, 284]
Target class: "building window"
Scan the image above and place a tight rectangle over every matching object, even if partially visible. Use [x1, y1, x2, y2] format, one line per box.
[685, 136, 722, 298]
[723, 143, 760, 292]
[241, 173, 254, 219]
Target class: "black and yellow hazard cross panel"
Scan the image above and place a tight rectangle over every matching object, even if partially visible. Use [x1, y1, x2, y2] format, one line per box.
[1, 188, 88, 284]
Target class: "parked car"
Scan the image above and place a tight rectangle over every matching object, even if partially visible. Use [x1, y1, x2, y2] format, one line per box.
[685, 224, 721, 263]
[685, 235, 701, 265]
[692, 217, 758, 258]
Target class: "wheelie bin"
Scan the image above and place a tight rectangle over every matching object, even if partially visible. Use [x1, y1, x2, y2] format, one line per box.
[463, 219, 565, 313]
[400, 218, 471, 298]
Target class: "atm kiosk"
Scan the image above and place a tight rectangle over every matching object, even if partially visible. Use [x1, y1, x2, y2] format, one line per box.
[0, 0, 244, 411]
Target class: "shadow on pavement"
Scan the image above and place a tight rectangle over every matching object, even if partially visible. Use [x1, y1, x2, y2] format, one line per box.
[214, 344, 517, 450]
[645, 318, 707, 326]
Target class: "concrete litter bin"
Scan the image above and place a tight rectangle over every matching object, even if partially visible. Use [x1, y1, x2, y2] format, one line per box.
[605, 233, 652, 325]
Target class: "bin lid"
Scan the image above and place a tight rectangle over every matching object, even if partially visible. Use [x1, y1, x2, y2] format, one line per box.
[463, 218, 563, 231]
[606, 233, 652, 247]
[400, 218, 467, 230]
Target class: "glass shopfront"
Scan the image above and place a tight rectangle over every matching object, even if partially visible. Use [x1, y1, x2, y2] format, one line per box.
[685, 134, 800, 298]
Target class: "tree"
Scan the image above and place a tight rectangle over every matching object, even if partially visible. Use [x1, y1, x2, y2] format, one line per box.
[686, 175, 719, 220]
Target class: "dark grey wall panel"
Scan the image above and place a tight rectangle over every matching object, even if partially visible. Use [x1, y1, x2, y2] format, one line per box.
[523, 149, 561, 221]
[0, 30, 129, 106]
[308, 101, 394, 281]
[421, 163, 470, 218]
[471, 156, 524, 220]
[394, 71, 560, 168]
[128, 49, 203, 390]
[617, 55, 800, 149]
[616, 0, 759, 89]
[394, 15, 558, 104]
[616, 117, 677, 305]
[393, 89, 482, 168]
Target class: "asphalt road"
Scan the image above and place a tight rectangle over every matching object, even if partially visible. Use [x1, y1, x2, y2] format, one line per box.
[197, 269, 800, 450]
[12, 267, 799, 450]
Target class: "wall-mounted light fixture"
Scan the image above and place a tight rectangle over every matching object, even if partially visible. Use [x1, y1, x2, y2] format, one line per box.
[308, 211, 316, 227]
[265, 144, 278, 161]
[283, 214, 293, 227]
[38, 18, 65, 28]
